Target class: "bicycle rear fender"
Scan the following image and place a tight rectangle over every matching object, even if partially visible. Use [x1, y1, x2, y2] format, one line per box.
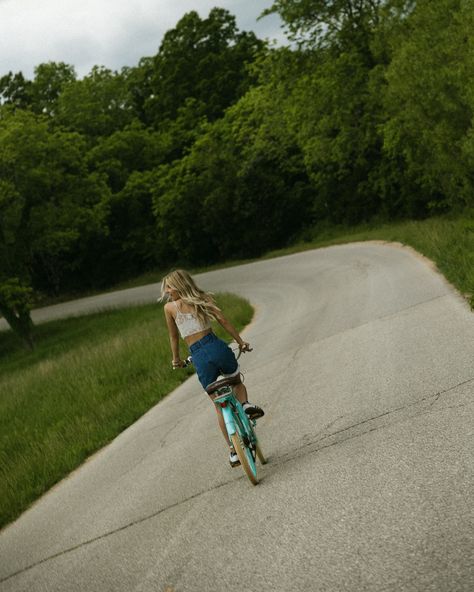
[221, 405, 236, 437]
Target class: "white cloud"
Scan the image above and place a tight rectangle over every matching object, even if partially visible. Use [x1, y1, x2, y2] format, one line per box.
[0, 0, 285, 79]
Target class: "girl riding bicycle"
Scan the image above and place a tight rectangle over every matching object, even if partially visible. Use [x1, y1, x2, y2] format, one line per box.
[161, 269, 264, 467]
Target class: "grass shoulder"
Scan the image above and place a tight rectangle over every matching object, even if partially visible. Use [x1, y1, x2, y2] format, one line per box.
[0, 293, 253, 530]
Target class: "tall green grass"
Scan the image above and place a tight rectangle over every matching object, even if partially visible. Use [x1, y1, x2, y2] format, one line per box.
[0, 293, 253, 529]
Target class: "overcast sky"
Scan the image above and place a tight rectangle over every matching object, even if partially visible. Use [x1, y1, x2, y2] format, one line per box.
[0, 0, 286, 79]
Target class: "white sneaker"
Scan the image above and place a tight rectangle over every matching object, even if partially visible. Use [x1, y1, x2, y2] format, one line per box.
[229, 450, 240, 467]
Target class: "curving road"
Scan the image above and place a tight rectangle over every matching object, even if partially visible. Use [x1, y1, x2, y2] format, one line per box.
[1, 242, 473, 592]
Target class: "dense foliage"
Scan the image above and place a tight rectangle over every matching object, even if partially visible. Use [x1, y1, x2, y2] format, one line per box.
[0, 3, 473, 345]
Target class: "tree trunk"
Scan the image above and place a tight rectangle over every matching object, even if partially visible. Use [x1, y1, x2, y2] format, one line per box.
[0, 279, 35, 350]
[0, 303, 35, 350]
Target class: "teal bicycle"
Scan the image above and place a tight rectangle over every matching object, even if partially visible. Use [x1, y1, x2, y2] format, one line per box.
[183, 350, 267, 485]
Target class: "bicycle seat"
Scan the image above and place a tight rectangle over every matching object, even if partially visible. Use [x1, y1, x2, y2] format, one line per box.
[205, 374, 241, 395]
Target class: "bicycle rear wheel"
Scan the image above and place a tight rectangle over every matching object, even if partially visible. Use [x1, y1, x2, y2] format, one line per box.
[231, 433, 258, 485]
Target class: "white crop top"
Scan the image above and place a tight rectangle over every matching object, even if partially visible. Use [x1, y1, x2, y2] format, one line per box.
[174, 301, 211, 338]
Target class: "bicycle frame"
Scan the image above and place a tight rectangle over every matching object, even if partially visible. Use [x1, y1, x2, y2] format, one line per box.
[212, 386, 256, 442]
[176, 348, 265, 483]
[211, 385, 259, 482]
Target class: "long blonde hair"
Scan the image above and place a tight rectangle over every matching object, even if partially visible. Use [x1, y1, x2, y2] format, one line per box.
[160, 269, 220, 324]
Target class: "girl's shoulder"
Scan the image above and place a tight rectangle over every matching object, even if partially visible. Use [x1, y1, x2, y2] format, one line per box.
[177, 299, 195, 314]
[165, 299, 193, 315]
[164, 300, 178, 315]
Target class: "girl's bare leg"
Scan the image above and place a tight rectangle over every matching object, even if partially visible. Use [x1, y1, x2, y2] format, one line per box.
[233, 382, 248, 405]
[215, 406, 231, 446]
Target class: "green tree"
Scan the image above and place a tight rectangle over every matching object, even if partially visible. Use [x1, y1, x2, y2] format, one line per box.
[292, 50, 390, 222]
[262, 1, 418, 224]
[123, 58, 154, 125]
[85, 112, 208, 281]
[56, 66, 133, 138]
[142, 8, 264, 126]
[104, 170, 167, 280]
[87, 103, 207, 194]
[87, 121, 167, 193]
[30, 62, 76, 116]
[0, 71, 32, 110]
[384, 0, 473, 214]
[264, 0, 414, 45]
[0, 109, 110, 342]
[153, 72, 312, 263]
[0, 63, 76, 116]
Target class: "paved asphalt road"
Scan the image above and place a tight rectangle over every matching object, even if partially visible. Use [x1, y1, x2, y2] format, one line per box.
[1, 242, 473, 592]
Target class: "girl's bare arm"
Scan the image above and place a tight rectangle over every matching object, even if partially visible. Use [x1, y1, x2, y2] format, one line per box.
[214, 310, 250, 350]
[164, 303, 182, 364]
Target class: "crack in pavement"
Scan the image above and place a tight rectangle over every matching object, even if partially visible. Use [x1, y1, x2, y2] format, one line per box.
[2, 375, 472, 585]
[0, 476, 242, 585]
[273, 377, 474, 466]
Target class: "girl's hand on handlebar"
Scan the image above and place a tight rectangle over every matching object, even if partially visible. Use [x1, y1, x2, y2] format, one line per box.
[239, 342, 252, 353]
[172, 357, 192, 369]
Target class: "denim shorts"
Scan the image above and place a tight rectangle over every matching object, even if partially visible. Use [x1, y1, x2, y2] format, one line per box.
[189, 333, 239, 390]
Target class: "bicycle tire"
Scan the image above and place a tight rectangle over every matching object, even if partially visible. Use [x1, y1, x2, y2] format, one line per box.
[256, 441, 267, 465]
[236, 404, 260, 476]
[231, 433, 258, 485]
[240, 411, 266, 465]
